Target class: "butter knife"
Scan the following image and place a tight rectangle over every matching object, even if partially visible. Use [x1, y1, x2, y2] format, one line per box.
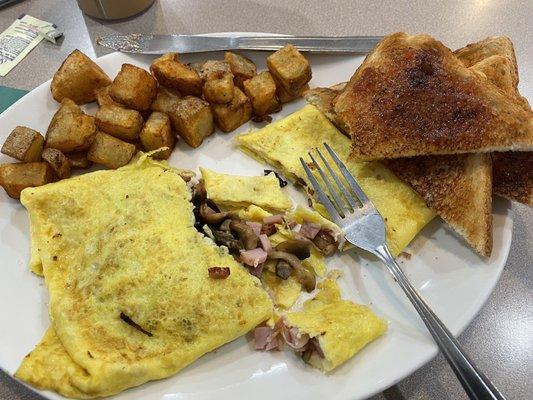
[96, 34, 382, 54]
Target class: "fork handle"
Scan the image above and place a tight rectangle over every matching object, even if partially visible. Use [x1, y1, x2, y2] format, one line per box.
[374, 245, 505, 400]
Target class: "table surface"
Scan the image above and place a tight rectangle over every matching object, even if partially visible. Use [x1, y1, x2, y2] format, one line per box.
[0, 0, 532, 399]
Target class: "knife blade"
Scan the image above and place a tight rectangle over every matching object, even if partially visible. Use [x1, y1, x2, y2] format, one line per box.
[96, 34, 382, 54]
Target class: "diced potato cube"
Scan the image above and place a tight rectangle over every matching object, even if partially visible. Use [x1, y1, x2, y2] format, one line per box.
[151, 54, 202, 96]
[243, 71, 280, 116]
[41, 148, 71, 179]
[1, 126, 44, 162]
[151, 87, 182, 114]
[50, 49, 111, 104]
[169, 96, 214, 148]
[94, 86, 123, 107]
[109, 64, 158, 111]
[152, 52, 179, 64]
[139, 112, 175, 159]
[45, 98, 96, 153]
[67, 151, 92, 169]
[203, 73, 234, 104]
[212, 87, 252, 132]
[95, 105, 144, 141]
[87, 131, 137, 169]
[0, 162, 53, 199]
[198, 60, 234, 103]
[267, 44, 311, 94]
[198, 60, 231, 79]
[225, 52, 257, 89]
[276, 80, 309, 103]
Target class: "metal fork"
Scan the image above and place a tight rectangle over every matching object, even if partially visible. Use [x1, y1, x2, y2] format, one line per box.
[300, 143, 505, 400]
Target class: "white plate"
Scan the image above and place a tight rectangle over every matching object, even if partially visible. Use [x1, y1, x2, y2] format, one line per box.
[0, 38, 513, 400]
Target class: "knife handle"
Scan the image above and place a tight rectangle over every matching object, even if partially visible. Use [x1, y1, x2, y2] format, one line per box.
[235, 36, 382, 53]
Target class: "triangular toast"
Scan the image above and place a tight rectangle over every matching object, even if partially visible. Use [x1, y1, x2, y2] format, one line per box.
[383, 154, 492, 256]
[455, 37, 532, 205]
[333, 32, 533, 160]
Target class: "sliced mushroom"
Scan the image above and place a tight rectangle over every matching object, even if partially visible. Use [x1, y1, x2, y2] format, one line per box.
[275, 260, 292, 280]
[219, 218, 232, 232]
[268, 250, 316, 292]
[192, 180, 207, 205]
[212, 229, 243, 252]
[230, 220, 258, 250]
[312, 230, 337, 256]
[199, 203, 228, 224]
[275, 239, 311, 260]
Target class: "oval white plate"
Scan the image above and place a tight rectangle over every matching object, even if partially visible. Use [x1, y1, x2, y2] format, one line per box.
[0, 37, 512, 400]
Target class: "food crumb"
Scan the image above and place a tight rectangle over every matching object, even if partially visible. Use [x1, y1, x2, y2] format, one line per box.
[208, 266, 231, 279]
[399, 251, 412, 260]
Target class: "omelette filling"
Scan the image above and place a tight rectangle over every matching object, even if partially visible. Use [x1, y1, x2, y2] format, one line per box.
[254, 277, 388, 372]
[235, 104, 436, 256]
[193, 176, 342, 296]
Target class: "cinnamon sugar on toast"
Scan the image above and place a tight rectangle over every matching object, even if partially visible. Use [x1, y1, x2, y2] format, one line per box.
[333, 33, 533, 160]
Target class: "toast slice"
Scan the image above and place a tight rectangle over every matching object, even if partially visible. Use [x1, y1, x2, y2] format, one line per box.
[456, 37, 532, 206]
[305, 84, 494, 256]
[333, 32, 533, 160]
[383, 154, 493, 256]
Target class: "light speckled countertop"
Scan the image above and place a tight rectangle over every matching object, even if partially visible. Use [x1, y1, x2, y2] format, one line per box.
[0, 1, 532, 399]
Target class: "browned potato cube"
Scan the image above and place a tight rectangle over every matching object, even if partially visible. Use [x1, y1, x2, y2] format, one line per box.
[50, 49, 111, 104]
[87, 131, 136, 169]
[95, 105, 144, 141]
[199, 60, 235, 104]
[169, 96, 214, 148]
[203, 73, 234, 104]
[41, 148, 71, 179]
[243, 71, 280, 116]
[152, 52, 179, 64]
[151, 54, 202, 96]
[276, 81, 310, 104]
[267, 44, 311, 94]
[94, 86, 123, 107]
[139, 112, 175, 159]
[151, 87, 182, 114]
[0, 162, 53, 199]
[225, 52, 257, 89]
[109, 64, 158, 111]
[45, 99, 96, 153]
[212, 87, 252, 132]
[67, 151, 92, 169]
[1, 126, 44, 162]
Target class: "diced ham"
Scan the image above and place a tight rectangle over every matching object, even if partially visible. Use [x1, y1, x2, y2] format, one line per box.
[258, 234, 272, 252]
[245, 221, 262, 237]
[254, 326, 280, 351]
[299, 221, 321, 239]
[263, 214, 284, 224]
[240, 248, 268, 267]
[281, 324, 309, 351]
[254, 326, 273, 350]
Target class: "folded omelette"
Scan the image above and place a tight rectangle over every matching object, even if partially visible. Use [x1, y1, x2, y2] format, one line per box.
[16, 156, 273, 398]
[236, 105, 436, 255]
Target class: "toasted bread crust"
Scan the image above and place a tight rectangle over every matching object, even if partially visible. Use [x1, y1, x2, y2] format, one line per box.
[334, 33, 533, 160]
[492, 152, 533, 205]
[460, 37, 532, 206]
[385, 154, 493, 256]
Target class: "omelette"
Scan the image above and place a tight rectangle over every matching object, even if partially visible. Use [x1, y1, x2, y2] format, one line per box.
[236, 105, 436, 255]
[284, 277, 387, 372]
[201, 167, 292, 212]
[16, 155, 273, 398]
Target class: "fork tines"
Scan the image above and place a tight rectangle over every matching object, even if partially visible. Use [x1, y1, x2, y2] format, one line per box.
[299, 143, 374, 221]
